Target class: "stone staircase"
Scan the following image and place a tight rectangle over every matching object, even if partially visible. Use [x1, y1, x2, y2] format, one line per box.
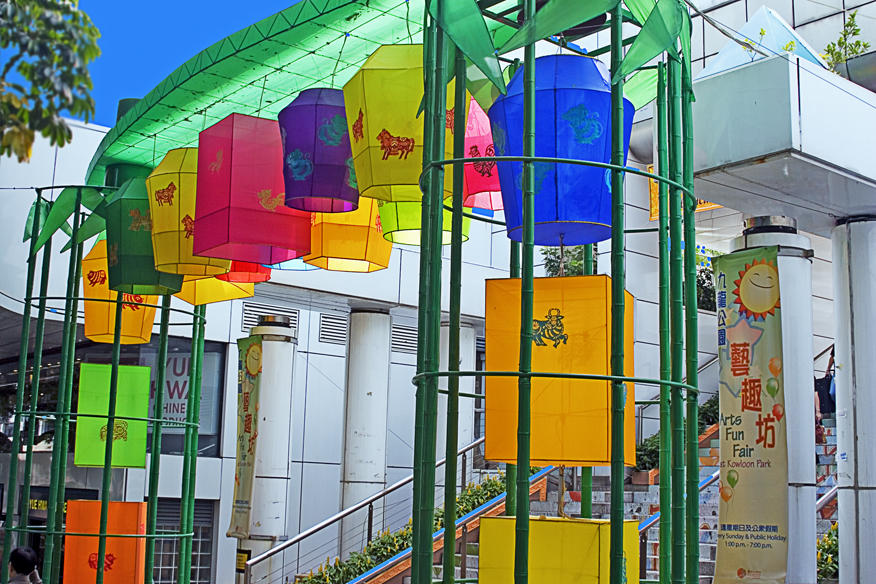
[817, 413, 838, 534]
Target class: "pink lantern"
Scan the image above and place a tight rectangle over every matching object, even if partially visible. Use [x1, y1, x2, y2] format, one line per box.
[463, 100, 503, 211]
[194, 113, 311, 264]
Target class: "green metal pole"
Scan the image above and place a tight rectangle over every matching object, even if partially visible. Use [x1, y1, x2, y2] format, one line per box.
[2, 196, 41, 581]
[441, 48, 467, 584]
[145, 295, 172, 584]
[42, 190, 83, 584]
[668, 56, 686, 584]
[506, 242, 520, 516]
[514, 0, 536, 580]
[681, 62, 700, 584]
[182, 305, 206, 582]
[608, 5, 627, 584]
[95, 293, 125, 584]
[19, 235, 53, 544]
[581, 243, 594, 519]
[656, 61, 672, 584]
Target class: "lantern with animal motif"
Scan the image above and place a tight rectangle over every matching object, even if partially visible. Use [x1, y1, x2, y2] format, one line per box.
[377, 202, 470, 245]
[194, 113, 311, 263]
[463, 100, 503, 211]
[303, 197, 391, 272]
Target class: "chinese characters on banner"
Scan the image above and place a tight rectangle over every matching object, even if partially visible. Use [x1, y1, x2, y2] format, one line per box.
[713, 247, 788, 584]
[227, 335, 262, 539]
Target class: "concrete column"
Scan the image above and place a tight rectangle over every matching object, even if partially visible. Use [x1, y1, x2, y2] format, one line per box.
[340, 311, 391, 557]
[732, 217, 816, 583]
[831, 218, 876, 584]
[436, 324, 477, 495]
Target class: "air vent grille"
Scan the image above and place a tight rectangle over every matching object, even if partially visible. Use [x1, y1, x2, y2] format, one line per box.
[391, 324, 418, 354]
[241, 302, 299, 334]
[476, 337, 486, 352]
[318, 313, 349, 345]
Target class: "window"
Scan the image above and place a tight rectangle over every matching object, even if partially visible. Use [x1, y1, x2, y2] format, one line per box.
[153, 499, 215, 584]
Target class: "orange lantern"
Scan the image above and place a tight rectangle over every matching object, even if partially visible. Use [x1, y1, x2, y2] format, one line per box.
[174, 276, 254, 305]
[82, 238, 157, 344]
[303, 197, 392, 272]
[64, 500, 146, 584]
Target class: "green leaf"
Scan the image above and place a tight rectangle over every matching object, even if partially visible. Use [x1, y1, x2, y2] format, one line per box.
[680, 10, 693, 91]
[499, 0, 620, 54]
[34, 188, 77, 252]
[625, 0, 656, 25]
[427, 0, 506, 94]
[624, 69, 660, 109]
[61, 212, 105, 252]
[23, 199, 50, 243]
[613, 0, 684, 82]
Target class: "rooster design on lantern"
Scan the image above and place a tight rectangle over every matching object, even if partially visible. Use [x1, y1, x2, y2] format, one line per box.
[377, 129, 415, 160]
[469, 144, 496, 177]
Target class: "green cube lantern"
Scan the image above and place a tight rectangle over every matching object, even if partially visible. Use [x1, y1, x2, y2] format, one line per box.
[105, 177, 184, 295]
[74, 363, 150, 468]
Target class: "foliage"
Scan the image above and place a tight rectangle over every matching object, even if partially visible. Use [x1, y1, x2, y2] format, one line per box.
[699, 393, 719, 433]
[817, 522, 838, 581]
[541, 244, 591, 277]
[298, 473, 510, 584]
[824, 10, 871, 73]
[697, 265, 716, 312]
[634, 432, 660, 471]
[0, 0, 100, 162]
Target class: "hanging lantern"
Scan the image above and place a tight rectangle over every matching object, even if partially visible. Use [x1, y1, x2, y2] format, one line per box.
[217, 261, 272, 283]
[174, 276, 254, 306]
[488, 55, 634, 245]
[279, 88, 359, 213]
[484, 275, 635, 466]
[378, 201, 470, 246]
[65, 500, 147, 584]
[264, 258, 319, 271]
[82, 238, 157, 344]
[343, 44, 465, 202]
[463, 100, 503, 211]
[194, 113, 311, 264]
[146, 148, 231, 276]
[303, 197, 391, 272]
[104, 177, 184, 295]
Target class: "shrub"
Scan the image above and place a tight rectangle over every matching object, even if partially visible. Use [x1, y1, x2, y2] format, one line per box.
[817, 522, 838, 581]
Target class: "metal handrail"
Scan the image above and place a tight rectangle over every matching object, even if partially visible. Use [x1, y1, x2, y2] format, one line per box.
[816, 485, 838, 511]
[638, 469, 720, 534]
[244, 436, 486, 581]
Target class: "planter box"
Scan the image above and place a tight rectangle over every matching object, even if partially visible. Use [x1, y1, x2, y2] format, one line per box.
[631, 469, 659, 485]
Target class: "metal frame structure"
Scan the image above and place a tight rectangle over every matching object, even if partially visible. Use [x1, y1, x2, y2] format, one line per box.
[1, 187, 207, 584]
[411, 3, 699, 584]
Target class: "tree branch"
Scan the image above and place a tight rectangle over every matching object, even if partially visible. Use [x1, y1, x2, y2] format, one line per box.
[0, 50, 24, 82]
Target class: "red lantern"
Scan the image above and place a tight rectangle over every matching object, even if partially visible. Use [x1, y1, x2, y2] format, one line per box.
[194, 113, 311, 264]
[217, 261, 272, 283]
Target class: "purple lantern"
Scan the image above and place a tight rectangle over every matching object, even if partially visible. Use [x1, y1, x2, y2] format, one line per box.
[279, 88, 359, 213]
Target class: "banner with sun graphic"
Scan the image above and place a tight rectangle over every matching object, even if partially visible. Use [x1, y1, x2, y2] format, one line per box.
[227, 335, 262, 539]
[713, 247, 788, 584]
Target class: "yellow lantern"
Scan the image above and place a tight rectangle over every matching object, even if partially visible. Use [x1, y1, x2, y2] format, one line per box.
[378, 201, 470, 246]
[173, 276, 254, 306]
[303, 197, 392, 272]
[82, 238, 157, 344]
[484, 275, 635, 466]
[343, 44, 466, 202]
[146, 148, 231, 276]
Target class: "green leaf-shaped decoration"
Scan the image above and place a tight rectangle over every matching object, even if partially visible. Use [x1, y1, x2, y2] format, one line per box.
[680, 11, 693, 94]
[613, 0, 684, 82]
[625, 0, 656, 25]
[624, 69, 660, 109]
[427, 0, 506, 95]
[23, 199, 50, 242]
[499, 0, 620, 54]
[61, 212, 106, 252]
[33, 186, 106, 252]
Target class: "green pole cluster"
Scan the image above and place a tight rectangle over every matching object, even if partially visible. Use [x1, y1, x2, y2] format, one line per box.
[581, 243, 594, 519]
[506, 242, 520, 517]
[608, 5, 627, 584]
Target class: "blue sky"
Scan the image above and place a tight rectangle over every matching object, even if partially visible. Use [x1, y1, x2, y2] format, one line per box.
[82, 2, 297, 128]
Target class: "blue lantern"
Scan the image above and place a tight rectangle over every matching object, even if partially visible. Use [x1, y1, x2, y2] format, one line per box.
[488, 55, 634, 245]
[263, 258, 319, 271]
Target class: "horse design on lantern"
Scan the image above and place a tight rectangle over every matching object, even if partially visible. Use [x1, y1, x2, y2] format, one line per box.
[128, 208, 151, 231]
[99, 420, 129, 442]
[318, 114, 348, 146]
[154, 182, 176, 206]
[286, 149, 314, 181]
[562, 103, 604, 145]
[532, 307, 568, 348]
[181, 214, 194, 239]
[377, 129, 415, 160]
[352, 109, 364, 142]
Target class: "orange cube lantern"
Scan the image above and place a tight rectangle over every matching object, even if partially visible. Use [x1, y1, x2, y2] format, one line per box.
[64, 500, 147, 584]
[485, 275, 635, 466]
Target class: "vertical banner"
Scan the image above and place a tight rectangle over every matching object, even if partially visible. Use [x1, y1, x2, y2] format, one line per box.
[227, 335, 262, 539]
[713, 247, 788, 583]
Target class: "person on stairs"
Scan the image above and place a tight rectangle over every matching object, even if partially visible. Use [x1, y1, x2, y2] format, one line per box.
[814, 346, 835, 445]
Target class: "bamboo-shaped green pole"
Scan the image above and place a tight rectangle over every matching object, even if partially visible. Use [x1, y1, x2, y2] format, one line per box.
[441, 48, 467, 584]
[608, 4, 627, 584]
[668, 56, 686, 584]
[506, 242, 519, 516]
[96, 293, 125, 584]
[681, 62, 700, 584]
[581, 242, 594, 519]
[20, 235, 53, 544]
[43, 189, 83, 584]
[656, 61, 672, 584]
[181, 305, 206, 581]
[2, 196, 42, 582]
[145, 295, 172, 583]
[412, 10, 438, 583]
[514, 0, 536, 580]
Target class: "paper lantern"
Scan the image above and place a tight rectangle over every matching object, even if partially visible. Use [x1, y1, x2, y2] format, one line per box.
[479, 516, 640, 584]
[279, 88, 359, 213]
[485, 275, 635, 466]
[378, 201, 470, 245]
[74, 363, 150, 468]
[343, 44, 465, 202]
[217, 261, 271, 283]
[104, 177, 184, 295]
[194, 113, 311, 263]
[82, 238, 157, 344]
[174, 276, 254, 306]
[264, 258, 319, 271]
[488, 55, 634, 245]
[303, 197, 391, 272]
[146, 148, 231, 276]
[64, 500, 146, 584]
[464, 100, 503, 211]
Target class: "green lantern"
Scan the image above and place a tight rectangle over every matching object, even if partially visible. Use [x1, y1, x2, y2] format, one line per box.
[74, 363, 150, 468]
[377, 201, 471, 246]
[105, 177, 184, 295]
